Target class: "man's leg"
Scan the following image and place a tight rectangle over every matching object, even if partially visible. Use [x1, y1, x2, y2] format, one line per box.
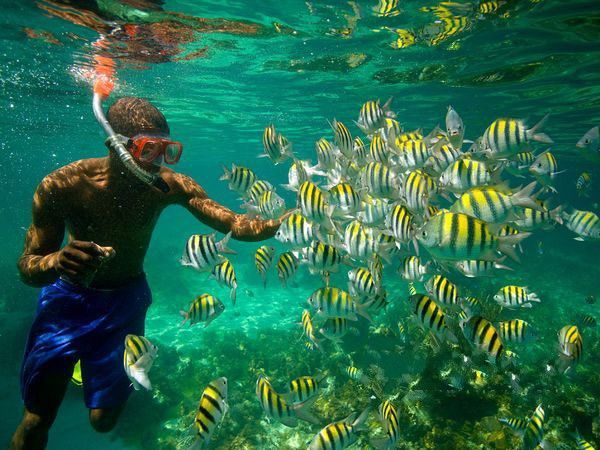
[89, 404, 125, 433]
[9, 371, 70, 450]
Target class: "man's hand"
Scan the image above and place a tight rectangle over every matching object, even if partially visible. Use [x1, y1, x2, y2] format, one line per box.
[55, 241, 114, 282]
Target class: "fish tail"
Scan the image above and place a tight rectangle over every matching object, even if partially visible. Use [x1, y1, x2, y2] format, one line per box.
[370, 437, 392, 450]
[352, 406, 371, 430]
[497, 232, 531, 262]
[510, 181, 542, 210]
[292, 396, 320, 425]
[230, 286, 237, 306]
[219, 165, 231, 181]
[356, 300, 374, 323]
[179, 310, 189, 327]
[527, 113, 553, 144]
[217, 231, 237, 254]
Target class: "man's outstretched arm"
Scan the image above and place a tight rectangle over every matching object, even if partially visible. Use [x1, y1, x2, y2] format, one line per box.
[169, 172, 281, 242]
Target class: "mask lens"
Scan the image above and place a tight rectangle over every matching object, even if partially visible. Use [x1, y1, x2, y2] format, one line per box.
[164, 143, 182, 163]
[139, 140, 160, 162]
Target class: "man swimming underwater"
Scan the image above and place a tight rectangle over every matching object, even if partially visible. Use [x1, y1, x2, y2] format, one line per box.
[10, 97, 281, 449]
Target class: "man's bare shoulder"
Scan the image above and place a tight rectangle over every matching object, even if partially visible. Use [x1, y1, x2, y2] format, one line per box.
[159, 167, 205, 202]
[38, 158, 106, 195]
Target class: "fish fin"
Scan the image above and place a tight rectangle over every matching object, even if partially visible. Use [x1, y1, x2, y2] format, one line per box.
[129, 362, 153, 391]
[497, 232, 531, 262]
[217, 231, 236, 254]
[574, 237, 585, 242]
[279, 416, 298, 428]
[280, 183, 298, 192]
[352, 407, 371, 430]
[179, 310, 189, 327]
[230, 286, 237, 305]
[292, 396, 320, 425]
[355, 301, 374, 323]
[527, 114, 553, 143]
[218, 165, 231, 181]
[510, 181, 542, 211]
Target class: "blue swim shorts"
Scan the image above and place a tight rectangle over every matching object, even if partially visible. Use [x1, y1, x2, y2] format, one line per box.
[20, 274, 152, 411]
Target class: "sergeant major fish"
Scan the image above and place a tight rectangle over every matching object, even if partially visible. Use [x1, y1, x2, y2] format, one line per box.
[190, 377, 229, 449]
[181, 232, 234, 272]
[123, 334, 158, 391]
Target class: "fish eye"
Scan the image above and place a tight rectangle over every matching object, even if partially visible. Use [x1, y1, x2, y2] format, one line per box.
[421, 230, 427, 237]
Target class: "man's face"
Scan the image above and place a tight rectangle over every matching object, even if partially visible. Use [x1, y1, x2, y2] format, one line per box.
[127, 133, 183, 173]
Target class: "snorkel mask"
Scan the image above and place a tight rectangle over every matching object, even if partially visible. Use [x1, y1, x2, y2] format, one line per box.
[92, 53, 170, 193]
[129, 134, 183, 166]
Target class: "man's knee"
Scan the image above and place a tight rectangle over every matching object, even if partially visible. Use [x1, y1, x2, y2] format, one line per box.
[89, 407, 123, 433]
[20, 409, 54, 433]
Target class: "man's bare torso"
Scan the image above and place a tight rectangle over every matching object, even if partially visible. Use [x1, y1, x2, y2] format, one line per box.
[51, 157, 169, 287]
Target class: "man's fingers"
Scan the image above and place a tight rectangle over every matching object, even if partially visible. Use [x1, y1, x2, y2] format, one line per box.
[71, 240, 105, 257]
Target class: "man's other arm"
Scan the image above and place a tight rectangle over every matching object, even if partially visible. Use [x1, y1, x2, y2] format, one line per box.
[167, 172, 281, 242]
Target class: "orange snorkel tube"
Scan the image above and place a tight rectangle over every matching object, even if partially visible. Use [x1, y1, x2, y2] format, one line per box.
[92, 50, 170, 193]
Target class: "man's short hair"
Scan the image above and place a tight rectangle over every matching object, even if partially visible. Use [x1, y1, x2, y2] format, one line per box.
[107, 97, 170, 138]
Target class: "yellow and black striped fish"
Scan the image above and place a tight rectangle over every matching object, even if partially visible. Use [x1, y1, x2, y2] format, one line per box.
[247, 179, 274, 204]
[353, 136, 369, 164]
[494, 285, 540, 308]
[430, 16, 469, 46]
[513, 200, 562, 231]
[453, 259, 511, 278]
[390, 28, 416, 49]
[277, 251, 298, 287]
[332, 119, 354, 158]
[498, 416, 528, 432]
[308, 408, 370, 450]
[425, 274, 459, 306]
[395, 139, 430, 170]
[373, 0, 400, 17]
[417, 211, 529, 262]
[399, 256, 429, 281]
[499, 319, 535, 343]
[403, 169, 435, 214]
[288, 374, 326, 403]
[573, 430, 595, 450]
[301, 309, 320, 350]
[358, 195, 390, 225]
[220, 164, 257, 194]
[308, 286, 371, 322]
[460, 316, 506, 365]
[523, 404, 545, 450]
[305, 241, 344, 276]
[193, 377, 229, 447]
[370, 134, 391, 164]
[255, 245, 275, 287]
[329, 183, 362, 215]
[181, 232, 232, 272]
[450, 182, 539, 224]
[479, 1, 504, 14]
[298, 181, 331, 224]
[424, 142, 462, 175]
[576, 172, 592, 197]
[319, 317, 351, 342]
[345, 366, 369, 383]
[211, 258, 238, 304]
[369, 254, 384, 286]
[261, 124, 292, 164]
[123, 334, 158, 391]
[357, 99, 392, 134]
[558, 325, 583, 362]
[371, 400, 400, 449]
[481, 116, 552, 159]
[256, 374, 318, 427]
[180, 294, 225, 327]
[408, 294, 451, 336]
[315, 137, 337, 170]
[347, 267, 378, 298]
[361, 162, 399, 198]
[343, 220, 379, 261]
[440, 158, 492, 193]
[275, 213, 316, 247]
[564, 209, 600, 241]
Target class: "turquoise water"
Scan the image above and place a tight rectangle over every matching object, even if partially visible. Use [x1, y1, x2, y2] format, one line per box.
[0, 0, 598, 448]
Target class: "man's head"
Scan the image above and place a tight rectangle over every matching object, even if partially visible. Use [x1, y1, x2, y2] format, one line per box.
[107, 97, 169, 138]
[107, 97, 182, 171]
